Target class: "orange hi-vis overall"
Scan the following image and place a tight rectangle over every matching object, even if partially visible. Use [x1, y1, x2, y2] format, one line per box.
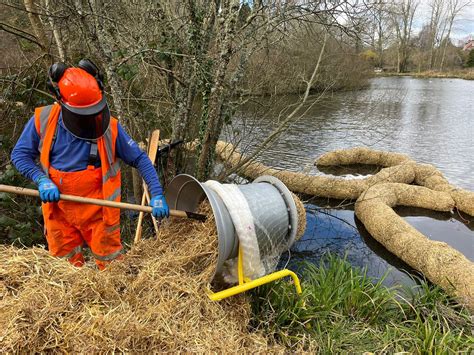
[34, 103, 122, 269]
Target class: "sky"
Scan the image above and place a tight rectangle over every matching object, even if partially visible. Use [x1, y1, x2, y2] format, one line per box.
[414, 0, 474, 41]
[239, 0, 473, 43]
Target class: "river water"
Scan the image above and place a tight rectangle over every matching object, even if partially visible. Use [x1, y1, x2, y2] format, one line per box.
[234, 76, 474, 287]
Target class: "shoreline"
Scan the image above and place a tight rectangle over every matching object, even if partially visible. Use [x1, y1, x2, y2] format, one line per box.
[374, 70, 474, 80]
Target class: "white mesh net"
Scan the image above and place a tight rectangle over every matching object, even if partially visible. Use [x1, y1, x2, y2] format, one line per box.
[205, 180, 293, 283]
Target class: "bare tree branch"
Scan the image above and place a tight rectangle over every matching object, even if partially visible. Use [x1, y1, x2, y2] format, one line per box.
[0, 21, 43, 48]
[222, 31, 330, 178]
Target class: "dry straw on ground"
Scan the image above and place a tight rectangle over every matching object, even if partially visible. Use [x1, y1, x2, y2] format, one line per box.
[1, 194, 307, 352]
[0, 203, 285, 353]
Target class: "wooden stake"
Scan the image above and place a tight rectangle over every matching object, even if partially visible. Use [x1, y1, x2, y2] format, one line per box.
[134, 130, 161, 244]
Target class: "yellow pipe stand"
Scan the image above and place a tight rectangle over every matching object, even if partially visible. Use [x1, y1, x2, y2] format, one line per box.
[208, 247, 302, 301]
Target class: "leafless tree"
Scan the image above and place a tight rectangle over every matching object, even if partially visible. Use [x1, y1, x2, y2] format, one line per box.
[367, 0, 393, 68]
[389, 0, 419, 73]
[2, 0, 377, 181]
[43, 0, 65, 61]
[439, 0, 472, 70]
[427, 0, 445, 69]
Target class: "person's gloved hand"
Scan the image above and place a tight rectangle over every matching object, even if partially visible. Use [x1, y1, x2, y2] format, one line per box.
[36, 176, 60, 203]
[150, 194, 169, 219]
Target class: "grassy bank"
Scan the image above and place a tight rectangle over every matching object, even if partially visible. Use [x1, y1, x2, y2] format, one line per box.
[376, 69, 474, 80]
[250, 255, 474, 353]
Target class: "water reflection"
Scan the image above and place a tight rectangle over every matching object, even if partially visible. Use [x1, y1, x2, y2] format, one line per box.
[232, 77, 474, 190]
[283, 200, 473, 287]
[283, 201, 416, 287]
[396, 207, 474, 261]
[317, 163, 382, 178]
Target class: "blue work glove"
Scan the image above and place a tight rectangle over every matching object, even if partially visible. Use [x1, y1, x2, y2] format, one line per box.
[36, 176, 60, 203]
[150, 194, 169, 219]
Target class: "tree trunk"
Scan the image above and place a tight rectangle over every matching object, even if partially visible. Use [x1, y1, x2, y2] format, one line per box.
[440, 0, 464, 72]
[77, 0, 125, 122]
[195, 1, 240, 180]
[428, 0, 444, 70]
[377, 23, 383, 68]
[171, 62, 196, 141]
[44, 0, 65, 61]
[439, 25, 452, 71]
[23, 0, 49, 58]
[397, 43, 402, 73]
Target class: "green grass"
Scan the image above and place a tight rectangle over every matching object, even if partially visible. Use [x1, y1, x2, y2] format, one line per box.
[250, 255, 474, 353]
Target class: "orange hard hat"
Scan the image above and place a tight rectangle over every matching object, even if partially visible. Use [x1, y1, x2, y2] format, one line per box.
[58, 67, 110, 140]
[58, 67, 106, 114]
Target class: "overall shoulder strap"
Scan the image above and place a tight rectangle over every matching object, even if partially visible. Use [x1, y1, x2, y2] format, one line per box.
[88, 142, 99, 166]
[37, 104, 61, 175]
[99, 118, 120, 183]
[103, 118, 119, 167]
[34, 104, 55, 137]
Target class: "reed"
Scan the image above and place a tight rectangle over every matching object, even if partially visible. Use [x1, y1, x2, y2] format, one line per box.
[250, 255, 474, 352]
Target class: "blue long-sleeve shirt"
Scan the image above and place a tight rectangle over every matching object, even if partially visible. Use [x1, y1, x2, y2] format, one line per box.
[11, 114, 163, 196]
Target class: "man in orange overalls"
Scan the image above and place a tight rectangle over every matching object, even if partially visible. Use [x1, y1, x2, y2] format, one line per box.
[11, 60, 169, 269]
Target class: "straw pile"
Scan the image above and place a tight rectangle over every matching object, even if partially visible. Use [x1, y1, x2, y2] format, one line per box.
[0, 203, 280, 352]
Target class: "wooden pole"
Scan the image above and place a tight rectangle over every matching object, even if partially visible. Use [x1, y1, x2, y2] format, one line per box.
[135, 130, 161, 243]
[0, 184, 206, 221]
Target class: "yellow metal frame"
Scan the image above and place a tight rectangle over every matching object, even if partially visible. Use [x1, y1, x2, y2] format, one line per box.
[208, 247, 302, 301]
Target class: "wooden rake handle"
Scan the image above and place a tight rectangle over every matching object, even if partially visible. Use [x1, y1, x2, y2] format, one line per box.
[0, 184, 207, 221]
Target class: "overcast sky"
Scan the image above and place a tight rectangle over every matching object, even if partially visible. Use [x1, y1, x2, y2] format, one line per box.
[414, 0, 474, 41]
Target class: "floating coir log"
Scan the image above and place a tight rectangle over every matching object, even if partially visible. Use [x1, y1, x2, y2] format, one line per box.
[315, 146, 474, 216]
[216, 141, 414, 200]
[216, 142, 474, 311]
[355, 183, 474, 311]
[316, 146, 414, 167]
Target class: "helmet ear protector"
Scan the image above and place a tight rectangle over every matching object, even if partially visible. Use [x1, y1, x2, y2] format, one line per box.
[46, 59, 104, 99]
[78, 59, 104, 90]
[46, 62, 67, 99]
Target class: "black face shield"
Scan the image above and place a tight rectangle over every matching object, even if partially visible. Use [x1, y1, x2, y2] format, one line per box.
[61, 103, 110, 140]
